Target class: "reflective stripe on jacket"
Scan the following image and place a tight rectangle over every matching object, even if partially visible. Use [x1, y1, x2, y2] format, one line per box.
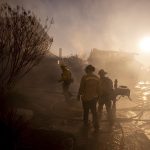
[78, 73, 99, 101]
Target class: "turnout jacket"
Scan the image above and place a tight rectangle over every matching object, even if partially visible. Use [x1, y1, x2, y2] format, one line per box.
[60, 69, 72, 84]
[78, 73, 99, 101]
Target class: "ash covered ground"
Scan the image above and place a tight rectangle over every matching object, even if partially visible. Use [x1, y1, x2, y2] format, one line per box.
[9, 55, 150, 150]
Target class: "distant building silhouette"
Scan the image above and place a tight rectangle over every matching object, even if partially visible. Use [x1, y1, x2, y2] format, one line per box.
[88, 48, 141, 83]
[88, 48, 137, 67]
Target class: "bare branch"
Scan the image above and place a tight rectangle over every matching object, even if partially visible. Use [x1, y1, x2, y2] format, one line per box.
[0, 3, 53, 95]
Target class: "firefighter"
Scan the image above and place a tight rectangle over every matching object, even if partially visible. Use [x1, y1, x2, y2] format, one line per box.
[77, 65, 99, 130]
[59, 64, 73, 102]
[98, 69, 113, 125]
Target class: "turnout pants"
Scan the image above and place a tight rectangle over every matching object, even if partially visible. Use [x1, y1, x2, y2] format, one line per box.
[98, 95, 113, 123]
[82, 98, 99, 128]
[62, 82, 71, 101]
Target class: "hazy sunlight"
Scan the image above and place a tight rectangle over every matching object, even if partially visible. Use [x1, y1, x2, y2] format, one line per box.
[139, 37, 150, 53]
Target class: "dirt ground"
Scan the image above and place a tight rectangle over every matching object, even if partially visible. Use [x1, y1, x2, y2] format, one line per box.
[10, 81, 150, 150]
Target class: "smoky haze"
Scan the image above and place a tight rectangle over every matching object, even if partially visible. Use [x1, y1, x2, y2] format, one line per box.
[4, 0, 150, 57]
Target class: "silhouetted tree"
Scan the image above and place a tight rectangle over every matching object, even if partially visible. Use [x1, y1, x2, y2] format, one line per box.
[0, 3, 53, 97]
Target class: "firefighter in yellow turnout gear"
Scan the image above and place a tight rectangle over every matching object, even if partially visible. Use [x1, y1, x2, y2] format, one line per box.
[59, 64, 73, 102]
[77, 65, 99, 130]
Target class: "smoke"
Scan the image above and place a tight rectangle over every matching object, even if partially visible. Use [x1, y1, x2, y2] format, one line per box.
[3, 0, 150, 58]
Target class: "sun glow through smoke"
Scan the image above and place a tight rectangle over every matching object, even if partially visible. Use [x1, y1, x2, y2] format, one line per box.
[139, 37, 150, 53]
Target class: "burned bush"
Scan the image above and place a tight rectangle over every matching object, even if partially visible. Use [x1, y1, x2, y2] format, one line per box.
[0, 3, 53, 97]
